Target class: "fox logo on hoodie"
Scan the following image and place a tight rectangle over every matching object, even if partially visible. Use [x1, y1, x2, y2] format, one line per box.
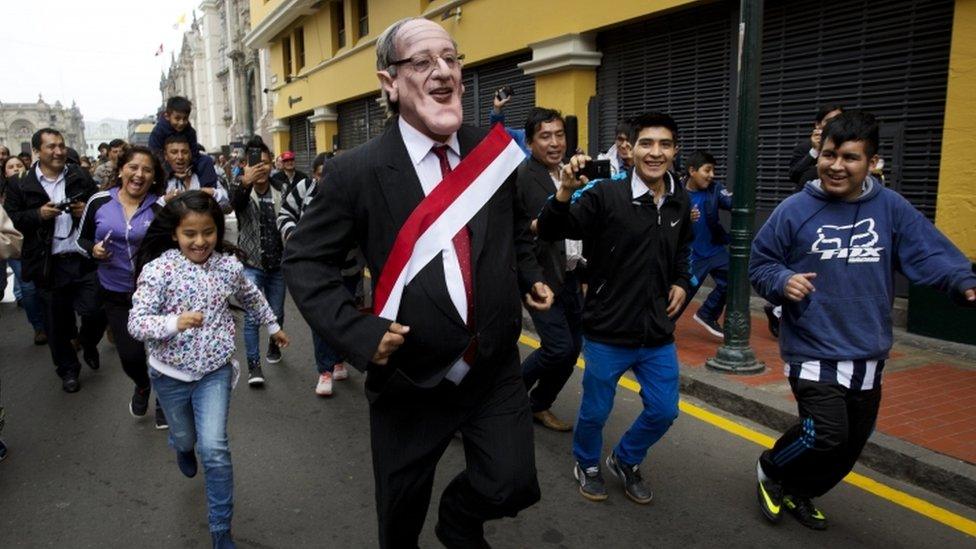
[810, 218, 883, 263]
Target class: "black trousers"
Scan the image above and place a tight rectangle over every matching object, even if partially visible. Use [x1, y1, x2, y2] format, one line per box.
[101, 288, 150, 390]
[369, 360, 541, 548]
[760, 378, 882, 498]
[521, 271, 584, 413]
[35, 255, 106, 379]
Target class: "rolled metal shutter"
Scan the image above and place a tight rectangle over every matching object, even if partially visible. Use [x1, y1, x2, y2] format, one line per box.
[595, 3, 734, 179]
[288, 113, 315, 174]
[759, 0, 953, 219]
[338, 98, 368, 151]
[460, 53, 535, 128]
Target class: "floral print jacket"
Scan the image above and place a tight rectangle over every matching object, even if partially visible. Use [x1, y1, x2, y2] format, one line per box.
[129, 248, 280, 379]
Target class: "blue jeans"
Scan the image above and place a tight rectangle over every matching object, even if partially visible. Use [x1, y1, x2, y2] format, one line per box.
[9, 259, 45, 332]
[573, 339, 680, 468]
[242, 266, 285, 363]
[681, 252, 729, 322]
[150, 364, 234, 533]
[312, 275, 361, 374]
[522, 271, 583, 412]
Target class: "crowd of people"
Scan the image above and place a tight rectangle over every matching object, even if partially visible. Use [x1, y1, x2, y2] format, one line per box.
[2, 15, 975, 549]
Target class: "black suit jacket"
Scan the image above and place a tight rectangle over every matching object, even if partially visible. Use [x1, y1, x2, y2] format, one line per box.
[515, 156, 568, 295]
[282, 119, 543, 402]
[4, 164, 98, 287]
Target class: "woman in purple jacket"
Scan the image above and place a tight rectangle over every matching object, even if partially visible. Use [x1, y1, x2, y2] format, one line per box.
[77, 146, 167, 426]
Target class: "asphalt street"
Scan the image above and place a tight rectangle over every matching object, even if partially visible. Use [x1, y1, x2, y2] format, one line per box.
[1, 298, 974, 548]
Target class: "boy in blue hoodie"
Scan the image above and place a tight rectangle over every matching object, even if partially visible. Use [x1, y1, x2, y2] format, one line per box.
[679, 150, 732, 337]
[148, 96, 218, 188]
[750, 110, 976, 531]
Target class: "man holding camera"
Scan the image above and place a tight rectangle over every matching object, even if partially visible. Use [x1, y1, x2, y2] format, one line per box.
[536, 112, 692, 505]
[5, 128, 104, 393]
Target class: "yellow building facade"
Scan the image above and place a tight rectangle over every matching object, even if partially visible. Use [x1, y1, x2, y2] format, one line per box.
[247, 0, 976, 261]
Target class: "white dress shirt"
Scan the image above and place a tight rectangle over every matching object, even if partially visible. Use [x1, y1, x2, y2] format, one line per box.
[36, 165, 79, 255]
[548, 169, 584, 271]
[398, 117, 470, 383]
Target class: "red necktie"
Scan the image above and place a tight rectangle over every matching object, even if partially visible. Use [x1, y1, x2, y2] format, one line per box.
[431, 145, 477, 362]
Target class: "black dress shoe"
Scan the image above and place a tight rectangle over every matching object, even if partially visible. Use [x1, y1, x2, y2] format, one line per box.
[83, 348, 100, 370]
[62, 375, 81, 393]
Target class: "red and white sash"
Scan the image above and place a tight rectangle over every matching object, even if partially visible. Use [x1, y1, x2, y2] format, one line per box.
[373, 124, 525, 321]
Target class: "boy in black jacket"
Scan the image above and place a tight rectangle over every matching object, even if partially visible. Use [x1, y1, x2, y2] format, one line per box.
[537, 112, 693, 505]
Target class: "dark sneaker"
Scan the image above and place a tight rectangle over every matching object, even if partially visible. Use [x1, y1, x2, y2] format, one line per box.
[266, 338, 281, 363]
[211, 529, 237, 549]
[248, 360, 265, 387]
[83, 348, 100, 370]
[784, 495, 828, 530]
[606, 452, 653, 504]
[693, 313, 724, 338]
[573, 462, 608, 502]
[154, 401, 169, 430]
[177, 450, 197, 478]
[756, 460, 784, 523]
[763, 303, 780, 338]
[62, 373, 80, 393]
[130, 386, 150, 417]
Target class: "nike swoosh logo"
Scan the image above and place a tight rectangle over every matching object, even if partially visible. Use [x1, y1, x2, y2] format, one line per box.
[670, 220, 680, 227]
[760, 484, 781, 514]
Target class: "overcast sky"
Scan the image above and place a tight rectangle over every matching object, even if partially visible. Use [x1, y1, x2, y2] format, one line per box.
[1, 0, 205, 122]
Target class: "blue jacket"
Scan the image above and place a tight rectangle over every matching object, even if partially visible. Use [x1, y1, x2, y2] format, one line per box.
[76, 188, 161, 293]
[692, 179, 732, 246]
[488, 111, 530, 157]
[750, 177, 976, 364]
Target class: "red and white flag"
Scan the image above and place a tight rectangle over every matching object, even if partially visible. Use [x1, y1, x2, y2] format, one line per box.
[373, 124, 525, 321]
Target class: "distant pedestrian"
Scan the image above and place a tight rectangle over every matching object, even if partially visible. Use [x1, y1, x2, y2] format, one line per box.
[230, 136, 287, 386]
[76, 146, 168, 428]
[1, 156, 46, 345]
[93, 138, 126, 187]
[598, 120, 635, 176]
[129, 191, 288, 549]
[270, 151, 308, 192]
[751, 110, 976, 531]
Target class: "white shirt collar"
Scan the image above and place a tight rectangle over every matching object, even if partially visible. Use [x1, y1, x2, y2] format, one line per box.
[631, 169, 675, 199]
[399, 117, 460, 166]
[36, 164, 67, 185]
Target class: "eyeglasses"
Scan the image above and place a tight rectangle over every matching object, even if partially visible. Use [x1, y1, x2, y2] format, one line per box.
[389, 51, 465, 74]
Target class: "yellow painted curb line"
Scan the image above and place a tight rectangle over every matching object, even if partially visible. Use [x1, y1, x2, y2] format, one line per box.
[518, 333, 976, 538]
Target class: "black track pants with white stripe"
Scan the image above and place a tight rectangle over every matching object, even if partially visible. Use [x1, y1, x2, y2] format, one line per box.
[760, 378, 882, 498]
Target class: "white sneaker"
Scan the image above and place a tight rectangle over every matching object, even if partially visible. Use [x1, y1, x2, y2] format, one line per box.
[315, 372, 334, 396]
[333, 363, 349, 381]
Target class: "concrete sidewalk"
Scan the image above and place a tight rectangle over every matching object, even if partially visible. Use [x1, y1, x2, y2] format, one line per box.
[523, 300, 976, 510]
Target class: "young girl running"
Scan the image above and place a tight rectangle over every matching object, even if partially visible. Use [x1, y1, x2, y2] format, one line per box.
[128, 191, 288, 548]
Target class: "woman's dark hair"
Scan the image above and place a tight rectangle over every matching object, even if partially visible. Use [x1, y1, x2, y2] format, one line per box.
[134, 190, 240, 280]
[108, 145, 167, 197]
[311, 152, 333, 180]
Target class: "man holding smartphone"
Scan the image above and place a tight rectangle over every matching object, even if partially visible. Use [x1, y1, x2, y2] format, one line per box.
[536, 112, 693, 505]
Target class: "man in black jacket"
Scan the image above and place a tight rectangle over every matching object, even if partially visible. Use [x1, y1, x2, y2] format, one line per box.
[282, 17, 552, 548]
[537, 112, 693, 506]
[4, 128, 104, 393]
[515, 107, 584, 432]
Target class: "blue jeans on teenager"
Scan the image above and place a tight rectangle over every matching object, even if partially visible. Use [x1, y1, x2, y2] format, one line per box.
[150, 364, 234, 534]
[242, 266, 285, 363]
[573, 339, 680, 468]
[521, 271, 584, 412]
[9, 259, 45, 332]
[312, 275, 361, 374]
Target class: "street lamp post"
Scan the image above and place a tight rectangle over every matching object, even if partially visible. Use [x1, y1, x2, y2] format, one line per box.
[706, 0, 765, 374]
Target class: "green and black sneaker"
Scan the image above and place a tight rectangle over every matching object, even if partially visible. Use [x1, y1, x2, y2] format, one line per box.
[783, 495, 828, 530]
[756, 461, 783, 523]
